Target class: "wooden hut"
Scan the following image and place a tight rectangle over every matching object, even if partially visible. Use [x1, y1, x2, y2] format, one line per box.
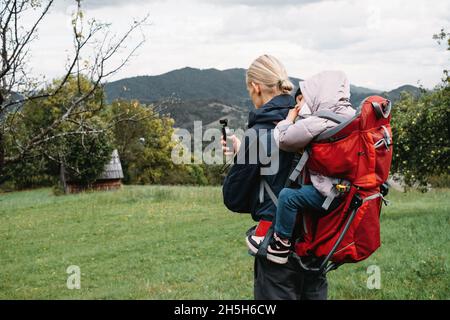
[65, 149, 124, 193]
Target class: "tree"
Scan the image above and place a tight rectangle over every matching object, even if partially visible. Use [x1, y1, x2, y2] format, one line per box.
[58, 122, 113, 186]
[109, 100, 219, 186]
[391, 29, 450, 189]
[110, 100, 175, 184]
[0, 0, 148, 183]
[3, 75, 113, 189]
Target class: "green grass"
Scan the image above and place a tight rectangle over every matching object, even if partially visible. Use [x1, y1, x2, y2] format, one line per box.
[0, 186, 449, 299]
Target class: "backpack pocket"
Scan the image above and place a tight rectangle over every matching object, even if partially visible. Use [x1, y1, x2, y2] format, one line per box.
[331, 191, 382, 263]
[308, 131, 360, 181]
[352, 194, 382, 261]
[371, 125, 393, 185]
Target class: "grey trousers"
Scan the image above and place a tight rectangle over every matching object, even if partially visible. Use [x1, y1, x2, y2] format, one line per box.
[254, 256, 328, 300]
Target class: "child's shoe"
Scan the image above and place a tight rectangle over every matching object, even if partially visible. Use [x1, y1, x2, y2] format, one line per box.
[246, 235, 265, 256]
[266, 233, 291, 264]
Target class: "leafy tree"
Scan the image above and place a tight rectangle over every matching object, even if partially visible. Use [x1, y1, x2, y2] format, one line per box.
[391, 29, 450, 189]
[109, 99, 221, 185]
[3, 76, 113, 189]
[55, 119, 113, 186]
[391, 89, 449, 188]
[110, 100, 176, 184]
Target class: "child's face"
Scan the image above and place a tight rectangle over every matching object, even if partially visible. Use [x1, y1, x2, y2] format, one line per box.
[295, 95, 306, 110]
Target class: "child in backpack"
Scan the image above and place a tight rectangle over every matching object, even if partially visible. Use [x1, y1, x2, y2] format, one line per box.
[246, 70, 356, 264]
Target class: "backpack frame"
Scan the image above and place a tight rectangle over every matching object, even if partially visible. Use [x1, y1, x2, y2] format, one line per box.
[256, 96, 393, 275]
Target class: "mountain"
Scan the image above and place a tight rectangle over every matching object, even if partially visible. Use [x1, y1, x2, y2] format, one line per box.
[158, 99, 249, 132]
[105, 67, 253, 109]
[104, 67, 421, 131]
[382, 85, 423, 102]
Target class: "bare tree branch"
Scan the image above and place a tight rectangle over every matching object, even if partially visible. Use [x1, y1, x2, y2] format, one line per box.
[0, 0, 150, 172]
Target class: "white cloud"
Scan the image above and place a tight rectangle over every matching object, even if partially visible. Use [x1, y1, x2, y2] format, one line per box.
[25, 0, 450, 90]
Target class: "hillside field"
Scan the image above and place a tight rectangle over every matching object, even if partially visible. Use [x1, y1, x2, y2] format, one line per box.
[0, 186, 448, 299]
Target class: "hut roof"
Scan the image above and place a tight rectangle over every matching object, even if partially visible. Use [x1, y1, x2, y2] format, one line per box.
[98, 149, 124, 180]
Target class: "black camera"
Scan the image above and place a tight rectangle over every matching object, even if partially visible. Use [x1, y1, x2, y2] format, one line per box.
[220, 119, 233, 153]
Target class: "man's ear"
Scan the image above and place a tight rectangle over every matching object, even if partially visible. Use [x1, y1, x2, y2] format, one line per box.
[251, 82, 261, 95]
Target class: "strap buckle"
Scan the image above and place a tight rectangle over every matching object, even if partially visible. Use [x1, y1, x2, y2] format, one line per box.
[336, 184, 351, 193]
[322, 180, 351, 210]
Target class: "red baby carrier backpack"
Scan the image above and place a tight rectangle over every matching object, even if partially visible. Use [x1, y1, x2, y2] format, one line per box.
[257, 96, 393, 274]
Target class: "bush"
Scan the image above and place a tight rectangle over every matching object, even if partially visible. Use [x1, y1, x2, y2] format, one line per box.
[162, 164, 209, 186]
[391, 30, 450, 189]
[428, 174, 450, 188]
[391, 85, 449, 188]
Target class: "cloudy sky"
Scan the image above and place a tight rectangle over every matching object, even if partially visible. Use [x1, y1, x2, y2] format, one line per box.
[26, 0, 449, 90]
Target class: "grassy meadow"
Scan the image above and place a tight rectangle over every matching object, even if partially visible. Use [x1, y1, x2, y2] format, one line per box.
[0, 186, 449, 299]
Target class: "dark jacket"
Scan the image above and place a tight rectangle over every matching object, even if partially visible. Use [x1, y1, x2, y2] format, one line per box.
[222, 94, 295, 222]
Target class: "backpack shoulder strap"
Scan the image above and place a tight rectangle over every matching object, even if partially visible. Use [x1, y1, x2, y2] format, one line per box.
[259, 150, 310, 207]
[287, 151, 309, 184]
[314, 110, 346, 124]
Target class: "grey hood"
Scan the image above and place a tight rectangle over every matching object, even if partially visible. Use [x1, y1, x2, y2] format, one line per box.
[299, 70, 352, 114]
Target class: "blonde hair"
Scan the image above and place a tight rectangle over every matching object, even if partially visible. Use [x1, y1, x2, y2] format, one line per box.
[246, 54, 294, 95]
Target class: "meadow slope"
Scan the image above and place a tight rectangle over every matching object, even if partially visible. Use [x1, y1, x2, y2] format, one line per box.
[0, 186, 448, 299]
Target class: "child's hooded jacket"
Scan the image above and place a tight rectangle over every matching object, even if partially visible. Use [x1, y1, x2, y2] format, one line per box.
[275, 71, 356, 197]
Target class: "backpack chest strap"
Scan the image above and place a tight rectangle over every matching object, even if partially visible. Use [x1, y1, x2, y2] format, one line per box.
[288, 151, 309, 183]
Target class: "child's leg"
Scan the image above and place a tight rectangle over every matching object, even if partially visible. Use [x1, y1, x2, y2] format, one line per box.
[275, 185, 328, 240]
[264, 186, 340, 265]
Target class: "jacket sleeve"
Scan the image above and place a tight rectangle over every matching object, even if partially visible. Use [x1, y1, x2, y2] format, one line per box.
[222, 135, 260, 214]
[274, 117, 331, 152]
